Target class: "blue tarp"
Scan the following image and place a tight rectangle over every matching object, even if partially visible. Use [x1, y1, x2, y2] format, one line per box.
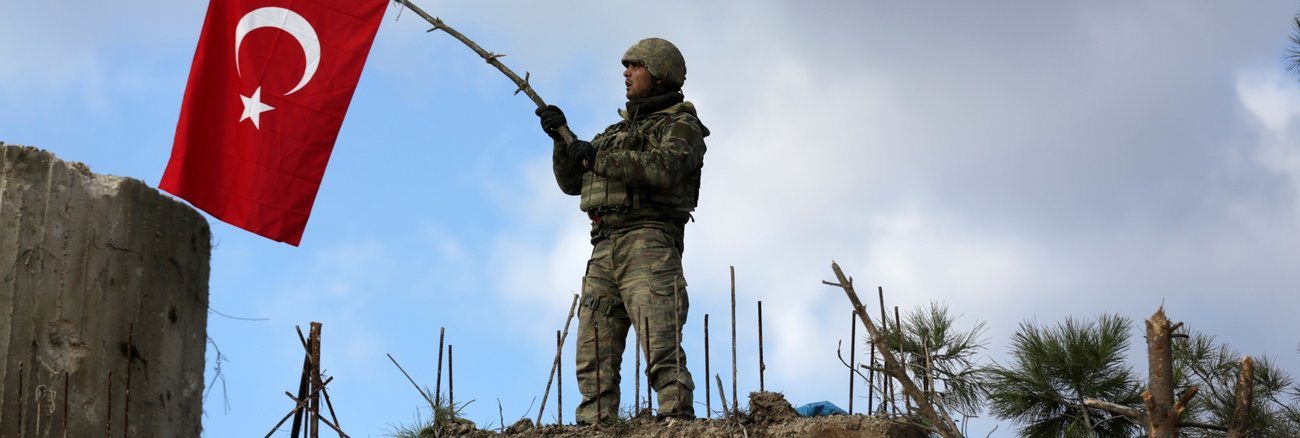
[795, 401, 847, 417]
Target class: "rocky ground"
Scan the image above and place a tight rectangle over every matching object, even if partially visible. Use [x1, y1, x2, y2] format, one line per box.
[422, 392, 930, 438]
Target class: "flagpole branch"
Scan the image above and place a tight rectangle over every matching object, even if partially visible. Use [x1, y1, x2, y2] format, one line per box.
[395, 0, 577, 144]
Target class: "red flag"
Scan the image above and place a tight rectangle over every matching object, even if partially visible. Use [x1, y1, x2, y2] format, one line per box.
[161, 0, 386, 246]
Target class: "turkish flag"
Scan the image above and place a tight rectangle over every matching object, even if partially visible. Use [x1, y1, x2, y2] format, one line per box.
[161, 0, 386, 245]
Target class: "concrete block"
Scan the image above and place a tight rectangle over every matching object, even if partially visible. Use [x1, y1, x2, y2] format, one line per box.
[0, 145, 210, 437]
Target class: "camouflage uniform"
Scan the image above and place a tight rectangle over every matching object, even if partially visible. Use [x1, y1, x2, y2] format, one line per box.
[551, 39, 708, 424]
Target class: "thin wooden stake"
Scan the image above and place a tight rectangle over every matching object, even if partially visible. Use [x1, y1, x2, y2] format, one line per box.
[309, 322, 322, 438]
[730, 266, 738, 415]
[387, 354, 435, 410]
[894, 306, 909, 416]
[715, 374, 729, 421]
[556, 331, 563, 425]
[448, 345, 454, 407]
[321, 383, 342, 435]
[594, 319, 603, 424]
[635, 324, 642, 412]
[435, 327, 445, 406]
[704, 314, 711, 418]
[291, 326, 312, 438]
[265, 376, 338, 438]
[868, 339, 876, 415]
[758, 300, 765, 392]
[877, 286, 889, 415]
[849, 310, 857, 415]
[537, 293, 580, 426]
[644, 316, 652, 412]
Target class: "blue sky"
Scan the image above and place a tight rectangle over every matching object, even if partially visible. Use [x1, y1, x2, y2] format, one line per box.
[5, 1, 1300, 436]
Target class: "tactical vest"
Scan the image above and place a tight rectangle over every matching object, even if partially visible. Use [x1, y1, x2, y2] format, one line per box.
[579, 108, 703, 216]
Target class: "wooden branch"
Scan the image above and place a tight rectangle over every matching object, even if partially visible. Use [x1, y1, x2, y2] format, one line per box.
[1144, 307, 1178, 438]
[837, 340, 870, 382]
[536, 294, 580, 426]
[286, 389, 351, 438]
[264, 376, 335, 438]
[1184, 421, 1228, 432]
[827, 262, 961, 438]
[715, 374, 729, 421]
[1174, 386, 1198, 418]
[387, 354, 436, 410]
[858, 364, 892, 374]
[1085, 398, 1142, 421]
[1085, 398, 1229, 432]
[1227, 356, 1254, 438]
[393, 0, 577, 144]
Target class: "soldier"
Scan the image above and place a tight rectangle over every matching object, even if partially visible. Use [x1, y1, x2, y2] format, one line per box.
[536, 37, 708, 424]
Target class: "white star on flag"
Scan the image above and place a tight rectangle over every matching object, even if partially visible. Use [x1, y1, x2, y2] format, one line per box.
[240, 86, 274, 128]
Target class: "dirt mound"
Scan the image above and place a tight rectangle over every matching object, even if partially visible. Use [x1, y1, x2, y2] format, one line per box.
[745, 391, 800, 425]
[498, 392, 926, 438]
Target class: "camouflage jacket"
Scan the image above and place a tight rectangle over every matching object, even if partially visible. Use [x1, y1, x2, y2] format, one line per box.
[553, 99, 709, 232]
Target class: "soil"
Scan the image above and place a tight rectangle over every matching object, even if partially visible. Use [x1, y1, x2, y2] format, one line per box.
[425, 392, 928, 438]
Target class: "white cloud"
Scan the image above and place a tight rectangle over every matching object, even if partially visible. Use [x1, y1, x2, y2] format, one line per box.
[0, 2, 201, 113]
[474, 4, 1300, 426]
[1238, 69, 1300, 215]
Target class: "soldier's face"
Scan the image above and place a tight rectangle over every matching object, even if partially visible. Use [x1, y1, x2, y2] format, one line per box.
[624, 63, 653, 99]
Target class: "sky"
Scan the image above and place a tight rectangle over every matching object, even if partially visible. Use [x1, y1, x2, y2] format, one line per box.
[4, 0, 1300, 436]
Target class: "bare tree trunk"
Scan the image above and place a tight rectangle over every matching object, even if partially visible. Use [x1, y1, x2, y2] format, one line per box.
[1144, 308, 1177, 438]
[1226, 356, 1255, 438]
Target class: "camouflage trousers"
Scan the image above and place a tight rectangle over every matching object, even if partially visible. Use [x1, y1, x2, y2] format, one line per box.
[574, 225, 695, 424]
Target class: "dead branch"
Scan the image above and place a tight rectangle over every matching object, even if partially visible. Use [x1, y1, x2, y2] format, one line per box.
[1174, 386, 1198, 418]
[825, 262, 962, 438]
[393, 0, 577, 144]
[1084, 398, 1228, 432]
[715, 374, 729, 420]
[1084, 398, 1142, 420]
[264, 376, 335, 438]
[836, 340, 870, 382]
[536, 293, 580, 426]
[387, 354, 436, 410]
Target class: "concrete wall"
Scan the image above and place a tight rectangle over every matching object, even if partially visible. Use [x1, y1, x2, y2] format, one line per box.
[0, 144, 210, 437]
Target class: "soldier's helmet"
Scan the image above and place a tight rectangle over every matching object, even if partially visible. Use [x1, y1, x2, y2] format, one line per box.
[622, 38, 686, 89]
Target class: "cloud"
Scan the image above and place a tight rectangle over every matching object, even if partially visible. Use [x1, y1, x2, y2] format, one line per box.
[0, 2, 203, 113]
[474, 3, 1300, 426]
[1238, 69, 1300, 212]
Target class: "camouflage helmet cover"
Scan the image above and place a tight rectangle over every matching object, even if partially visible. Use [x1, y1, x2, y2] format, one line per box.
[622, 38, 686, 88]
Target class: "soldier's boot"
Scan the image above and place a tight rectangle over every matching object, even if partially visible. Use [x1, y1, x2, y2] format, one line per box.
[653, 370, 696, 420]
[647, 334, 695, 420]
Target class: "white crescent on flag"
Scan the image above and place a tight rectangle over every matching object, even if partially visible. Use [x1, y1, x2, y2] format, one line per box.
[234, 7, 320, 95]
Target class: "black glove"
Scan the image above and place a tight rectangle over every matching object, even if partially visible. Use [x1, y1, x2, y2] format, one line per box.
[535, 105, 567, 142]
[567, 140, 596, 167]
